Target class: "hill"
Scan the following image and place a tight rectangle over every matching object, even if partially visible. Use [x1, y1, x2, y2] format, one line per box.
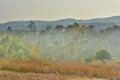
[0, 16, 120, 31]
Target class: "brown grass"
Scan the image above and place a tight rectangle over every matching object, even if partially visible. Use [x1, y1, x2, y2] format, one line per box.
[0, 70, 108, 80]
[0, 60, 120, 79]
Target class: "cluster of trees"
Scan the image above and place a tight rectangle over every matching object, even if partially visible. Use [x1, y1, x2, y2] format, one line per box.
[0, 21, 119, 62]
[0, 33, 41, 61]
[85, 49, 111, 63]
[5, 21, 120, 36]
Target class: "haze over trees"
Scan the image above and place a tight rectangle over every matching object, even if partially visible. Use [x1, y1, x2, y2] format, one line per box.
[0, 21, 120, 63]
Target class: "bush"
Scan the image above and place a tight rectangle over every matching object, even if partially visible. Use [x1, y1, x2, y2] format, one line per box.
[95, 49, 111, 63]
[85, 54, 95, 63]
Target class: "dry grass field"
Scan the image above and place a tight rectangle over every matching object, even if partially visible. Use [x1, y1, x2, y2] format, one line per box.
[0, 60, 120, 80]
[0, 70, 109, 80]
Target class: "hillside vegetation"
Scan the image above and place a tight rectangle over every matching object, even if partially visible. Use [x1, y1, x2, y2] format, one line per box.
[0, 22, 120, 62]
[0, 22, 120, 79]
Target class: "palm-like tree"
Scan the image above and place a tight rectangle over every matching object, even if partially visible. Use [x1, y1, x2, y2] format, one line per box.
[27, 21, 37, 32]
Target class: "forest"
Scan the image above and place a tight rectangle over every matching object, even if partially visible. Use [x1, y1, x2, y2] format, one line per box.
[0, 21, 120, 62]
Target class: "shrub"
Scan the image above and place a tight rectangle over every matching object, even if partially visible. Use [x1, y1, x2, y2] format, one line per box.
[95, 49, 111, 63]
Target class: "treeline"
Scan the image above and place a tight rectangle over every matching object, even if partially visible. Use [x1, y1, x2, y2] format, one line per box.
[0, 21, 120, 62]
[5, 21, 120, 35]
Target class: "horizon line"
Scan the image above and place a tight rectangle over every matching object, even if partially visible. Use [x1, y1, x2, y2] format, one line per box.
[0, 15, 120, 24]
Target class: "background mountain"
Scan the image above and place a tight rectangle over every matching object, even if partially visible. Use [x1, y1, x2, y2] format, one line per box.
[0, 16, 120, 31]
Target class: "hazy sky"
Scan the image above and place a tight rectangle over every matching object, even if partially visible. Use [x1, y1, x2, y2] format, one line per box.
[0, 0, 120, 23]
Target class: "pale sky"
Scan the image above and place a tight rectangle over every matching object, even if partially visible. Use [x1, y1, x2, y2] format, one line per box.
[0, 0, 120, 23]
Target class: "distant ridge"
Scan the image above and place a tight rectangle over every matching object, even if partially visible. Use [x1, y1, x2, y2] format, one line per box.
[0, 16, 120, 31]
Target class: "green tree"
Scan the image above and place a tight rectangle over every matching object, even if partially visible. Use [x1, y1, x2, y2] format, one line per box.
[55, 25, 65, 32]
[6, 26, 13, 32]
[85, 54, 95, 63]
[95, 49, 111, 62]
[27, 21, 37, 32]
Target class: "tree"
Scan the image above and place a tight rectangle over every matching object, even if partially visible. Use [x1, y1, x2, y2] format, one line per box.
[46, 26, 53, 31]
[6, 26, 13, 32]
[88, 25, 95, 30]
[55, 25, 65, 32]
[112, 25, 120, 30]
[27, 21, 37, 32]
[95, 49, 111, 62]
[85, 54, 95, 63]
[73, 23, 80, 27]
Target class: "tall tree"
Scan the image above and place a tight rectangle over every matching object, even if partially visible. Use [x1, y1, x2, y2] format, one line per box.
[6, 26, 13, 32]
[27, 21, 37, 32]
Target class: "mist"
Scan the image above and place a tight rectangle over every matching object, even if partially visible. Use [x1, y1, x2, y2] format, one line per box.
[0, 22, 119, 62]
